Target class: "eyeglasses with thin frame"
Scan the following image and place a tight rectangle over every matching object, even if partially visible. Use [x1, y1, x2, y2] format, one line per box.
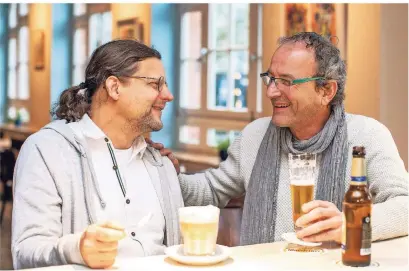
[125, 75, 168, 93]
[259, 72, 325, 90]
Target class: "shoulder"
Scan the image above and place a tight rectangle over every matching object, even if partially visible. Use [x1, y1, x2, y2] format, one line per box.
[18, 121, 77, 163]
[22, 129, 67, 152]
[346, 113, 393, 142]
[241, 117, 272, 138]
[345, 113, 404, 165]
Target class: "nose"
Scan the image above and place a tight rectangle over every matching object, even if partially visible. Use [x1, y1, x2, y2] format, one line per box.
[160, 84, 174, 102]
[266, 81, 282, 100]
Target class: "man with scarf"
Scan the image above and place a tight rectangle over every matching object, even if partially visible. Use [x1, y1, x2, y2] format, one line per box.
[155, 32, 408, 245]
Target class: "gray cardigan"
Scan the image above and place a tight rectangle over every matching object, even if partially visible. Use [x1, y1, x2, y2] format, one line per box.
[11, 120, 183, 269]
[179, 114, 408, 243]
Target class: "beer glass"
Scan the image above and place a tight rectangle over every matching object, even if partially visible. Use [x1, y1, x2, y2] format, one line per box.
[289, 153, 317, 231]
[178, 205, 220, 256]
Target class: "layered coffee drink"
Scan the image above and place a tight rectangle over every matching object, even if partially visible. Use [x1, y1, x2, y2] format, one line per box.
[178, 205, 220, 256]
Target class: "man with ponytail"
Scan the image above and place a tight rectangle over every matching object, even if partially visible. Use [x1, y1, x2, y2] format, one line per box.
[11, 40, 183, 269]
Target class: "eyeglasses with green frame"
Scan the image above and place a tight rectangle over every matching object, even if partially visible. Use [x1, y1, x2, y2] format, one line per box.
[125, 75, 168, 93]
[259, 72, 325, 89]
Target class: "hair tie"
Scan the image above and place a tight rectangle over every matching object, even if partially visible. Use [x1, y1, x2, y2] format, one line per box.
[79, 82, 87, 90]
[84, 78, 97, 91]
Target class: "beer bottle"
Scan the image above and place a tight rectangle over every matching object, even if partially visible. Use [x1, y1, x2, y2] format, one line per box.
[342, 146, 372, 267]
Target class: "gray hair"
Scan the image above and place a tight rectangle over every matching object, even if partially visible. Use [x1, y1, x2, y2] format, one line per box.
[278, 32, 346, 106]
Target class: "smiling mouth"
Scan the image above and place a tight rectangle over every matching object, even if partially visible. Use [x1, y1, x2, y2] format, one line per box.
[153, 106, 165, 111]
[274, 104, 290, 109]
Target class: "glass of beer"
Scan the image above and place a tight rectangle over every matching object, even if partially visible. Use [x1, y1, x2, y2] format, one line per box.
[289, 153, 317, 231]
[178, 205, 220, 256]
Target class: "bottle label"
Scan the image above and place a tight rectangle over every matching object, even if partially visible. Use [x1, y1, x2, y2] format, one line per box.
[351, 176, 367, 182]
[360, 215, 372, 256]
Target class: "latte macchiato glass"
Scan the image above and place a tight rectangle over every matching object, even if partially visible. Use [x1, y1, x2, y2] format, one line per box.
[178, 205, 220, 256]
[289, 153, 317, 231]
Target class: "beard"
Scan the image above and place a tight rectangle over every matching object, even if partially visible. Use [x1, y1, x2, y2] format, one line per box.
[124, 108, 163, 134]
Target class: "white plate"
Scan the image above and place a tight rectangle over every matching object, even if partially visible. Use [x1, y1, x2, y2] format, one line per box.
[281, 232, 322, 247]
[164, 244, 232, 266]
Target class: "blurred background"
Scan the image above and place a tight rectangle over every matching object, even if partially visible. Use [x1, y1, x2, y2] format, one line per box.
[0, 3, 408, 269]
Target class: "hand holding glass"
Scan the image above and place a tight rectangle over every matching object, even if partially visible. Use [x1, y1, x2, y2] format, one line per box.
[289, 153, 317, 231]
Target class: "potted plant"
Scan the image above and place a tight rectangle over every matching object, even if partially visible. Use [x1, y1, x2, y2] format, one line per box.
[14, 111, 22, 127]
[217, 138, 230, 161]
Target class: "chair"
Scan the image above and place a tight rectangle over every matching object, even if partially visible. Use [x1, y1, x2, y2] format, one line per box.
[0, 148, 16, 226]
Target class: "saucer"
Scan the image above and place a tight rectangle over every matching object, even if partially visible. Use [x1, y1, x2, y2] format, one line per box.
[281, 232, 322, 247]
[164, 244, 232, 266]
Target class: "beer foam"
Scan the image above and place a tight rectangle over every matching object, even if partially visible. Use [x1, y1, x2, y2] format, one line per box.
[290, 179, 314, 186]
[179, 205, 220, 223]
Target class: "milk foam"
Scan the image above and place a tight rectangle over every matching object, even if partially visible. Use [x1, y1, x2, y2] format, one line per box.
[179, 205, 220, 223]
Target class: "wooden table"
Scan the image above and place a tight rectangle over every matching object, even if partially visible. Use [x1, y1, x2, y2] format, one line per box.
[0, 123, 37, 142]
[26, 236, 408, 270]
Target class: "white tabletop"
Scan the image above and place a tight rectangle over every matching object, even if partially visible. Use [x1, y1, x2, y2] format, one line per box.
[26, 236, 408, 271]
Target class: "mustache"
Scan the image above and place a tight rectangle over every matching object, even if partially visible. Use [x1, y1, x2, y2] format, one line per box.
[153, 103, 166, 107]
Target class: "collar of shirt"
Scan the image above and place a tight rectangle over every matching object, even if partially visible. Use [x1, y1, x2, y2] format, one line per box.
[78, 114, 147, 160]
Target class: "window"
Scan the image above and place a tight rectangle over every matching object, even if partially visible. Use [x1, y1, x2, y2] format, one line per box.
[72, 3, 111, 85]
[177, 4, 263, 154]
[88, 11, 112, 56]
[207, 129, 240, 148]
[72, 28, 86, 85]
[7, 3, 30, 124]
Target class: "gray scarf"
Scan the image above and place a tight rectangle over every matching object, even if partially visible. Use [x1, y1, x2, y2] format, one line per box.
[240, 104, 348, 245]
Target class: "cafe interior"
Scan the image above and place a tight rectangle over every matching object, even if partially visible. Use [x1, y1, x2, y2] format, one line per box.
[0, 2, 408, 270]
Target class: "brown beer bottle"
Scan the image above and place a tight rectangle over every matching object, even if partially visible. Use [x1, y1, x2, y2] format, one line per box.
[342, 146, 372, 267]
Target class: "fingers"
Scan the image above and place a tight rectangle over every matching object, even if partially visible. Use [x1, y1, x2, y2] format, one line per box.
[86, 251, 117, 261]
[169, 154, 180, 174]
[157, 148, 180, 174]
[147, 141, 180, 174]
[296, 206, 340, 228]
[159, 148, 172, 156]
[95, 240, 119, 253]
[296, 215, 342, 240]
[152, 142, 164, 150]
[166, 153, 179, 165]
[86, 254, 116, 269]
[84, 224, 98, 240]
[98, 220, 125, 231]
[144, 137, 165, 150]
[302, 200, 334, 213]
[95, 226, 126, 242]
[300, 228, 342, 244]
[80, 223, 122, 269]
[145, 137, 153, 145]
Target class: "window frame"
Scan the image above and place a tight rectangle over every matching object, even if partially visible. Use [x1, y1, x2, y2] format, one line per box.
[7, 3, 30, 124]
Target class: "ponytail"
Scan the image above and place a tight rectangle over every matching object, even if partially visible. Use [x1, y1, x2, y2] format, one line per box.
[51, 84, 91, 123]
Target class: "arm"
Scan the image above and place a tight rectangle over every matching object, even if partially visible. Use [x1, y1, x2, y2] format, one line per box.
[366, 123, 408, 241]
[287, 118, 408, 244]
[12, 137, 85, 269]
[178, 134, 246, 208]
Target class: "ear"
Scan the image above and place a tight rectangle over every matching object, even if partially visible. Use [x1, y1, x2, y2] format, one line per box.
[104, 76, 120, 101]
[320, 80, 337, 106]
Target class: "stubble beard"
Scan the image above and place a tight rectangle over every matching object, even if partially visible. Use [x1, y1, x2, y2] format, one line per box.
[124, 109, 163, 135]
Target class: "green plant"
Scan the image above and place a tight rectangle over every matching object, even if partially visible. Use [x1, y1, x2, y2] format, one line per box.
[217, 138, 230, 152]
